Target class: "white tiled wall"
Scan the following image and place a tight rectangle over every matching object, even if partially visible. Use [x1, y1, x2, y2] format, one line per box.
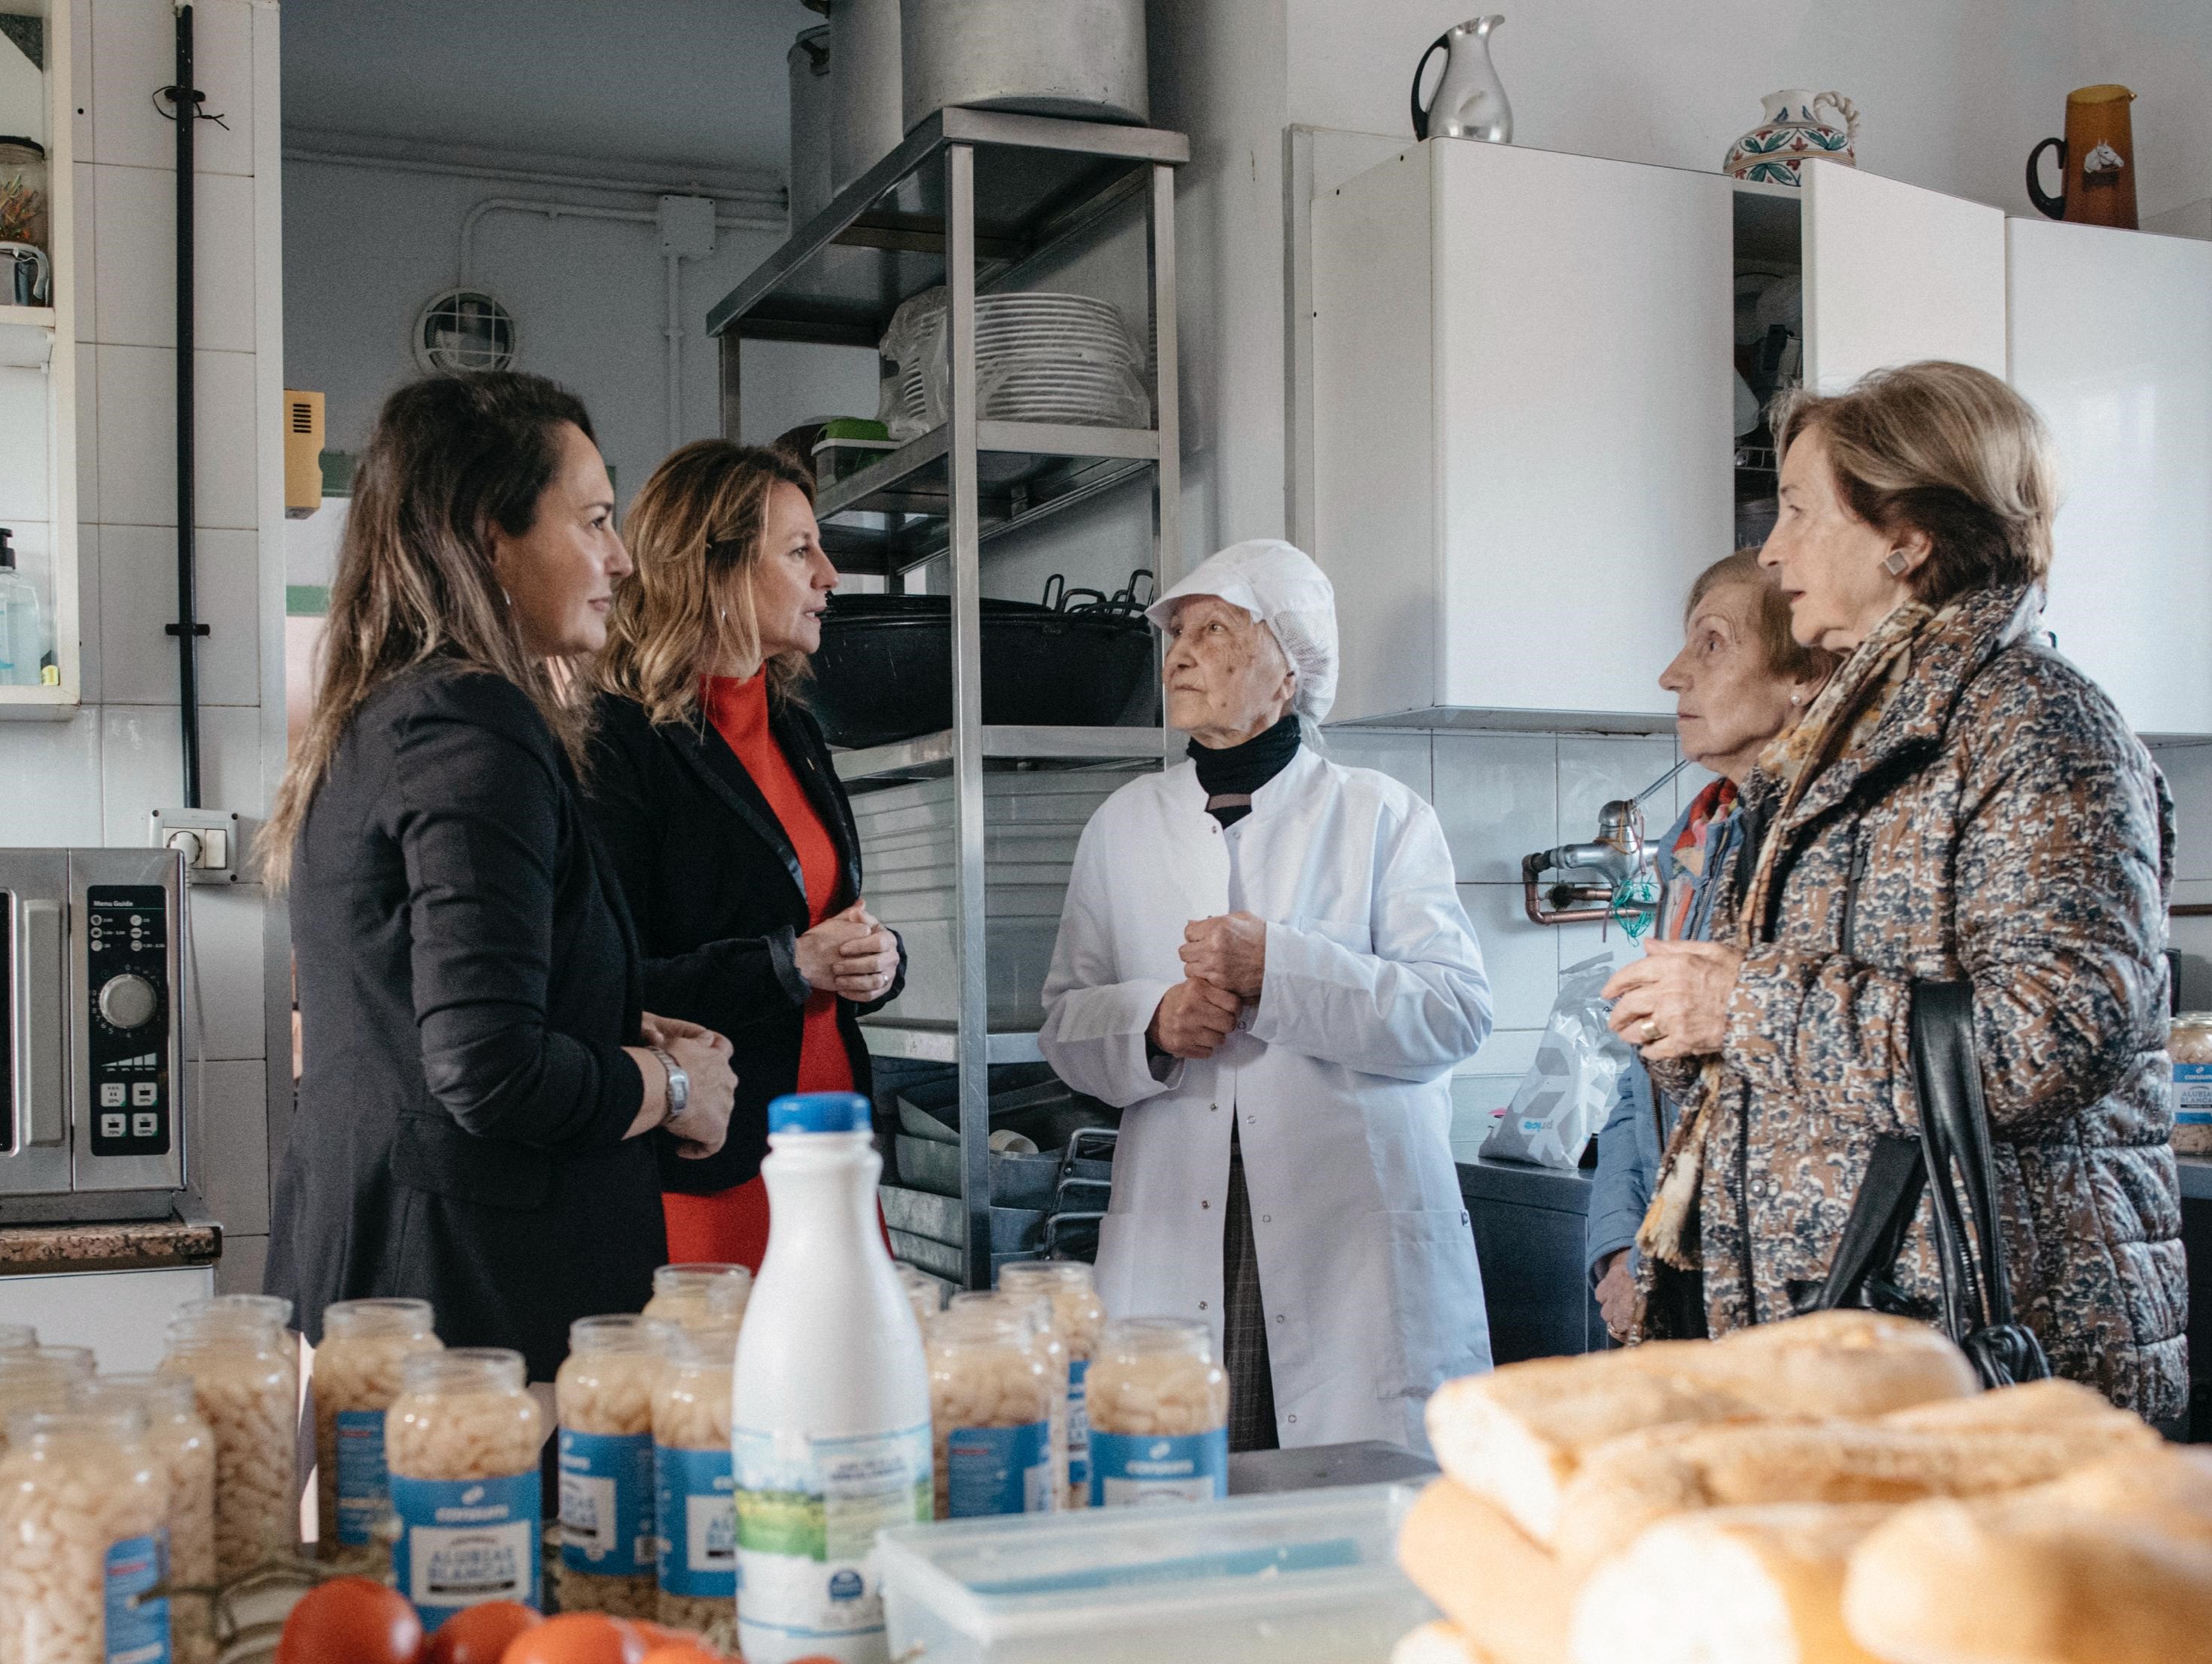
[0, 0, 285, 1293]
[1328, 727, 1716, 1162]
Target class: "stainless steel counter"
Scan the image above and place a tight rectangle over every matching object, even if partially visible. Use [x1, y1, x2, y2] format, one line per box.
[1228, 1440, 1437, 1496]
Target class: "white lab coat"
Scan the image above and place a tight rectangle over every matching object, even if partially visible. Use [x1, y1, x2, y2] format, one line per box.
[1038, 747, 1493, 1449]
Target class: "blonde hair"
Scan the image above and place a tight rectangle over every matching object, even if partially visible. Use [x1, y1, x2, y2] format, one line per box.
[1769, 361, 2058, 607]
[260, 373, 597, 890]
[593, 440, 816, 725]
[1687, 548, 1838, 686]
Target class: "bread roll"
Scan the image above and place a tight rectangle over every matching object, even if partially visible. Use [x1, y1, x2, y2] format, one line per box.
[1553, 1414, 2160, 1574]
[1842, 1452, 2212, 1664]
[1396, 1479, 1573, 1664]
[1570, 1504, 1896, 1664]
[1390, 1623, 1493, 1664]
[1426, 1313, 1976, 1544]
[1876, 1376, 2129, 1433]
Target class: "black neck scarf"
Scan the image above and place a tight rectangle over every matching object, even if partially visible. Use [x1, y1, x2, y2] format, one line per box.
[1190, 711, 1301, 827]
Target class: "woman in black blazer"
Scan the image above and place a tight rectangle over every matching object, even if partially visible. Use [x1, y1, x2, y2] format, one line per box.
[586, 440, 905, 1267]
[262, 374, 736, 1381]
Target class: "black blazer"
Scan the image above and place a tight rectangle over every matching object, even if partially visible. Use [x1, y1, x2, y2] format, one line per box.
[584, 689, 905, 1195]
[267, 664, 664, 1382]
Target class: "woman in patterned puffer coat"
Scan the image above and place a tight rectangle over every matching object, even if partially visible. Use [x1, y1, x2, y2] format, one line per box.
[1604, 361, 2186, 1421]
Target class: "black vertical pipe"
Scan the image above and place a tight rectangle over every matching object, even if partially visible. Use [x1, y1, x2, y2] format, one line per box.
[172, 2, 202, 808]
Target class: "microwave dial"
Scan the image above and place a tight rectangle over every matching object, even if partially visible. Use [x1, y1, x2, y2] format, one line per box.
[99, 973, 159, 1030]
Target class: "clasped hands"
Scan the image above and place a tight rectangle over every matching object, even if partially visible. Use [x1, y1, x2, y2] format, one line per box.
[796, 899, 900, 1003]
[1148, 911, 1268, 1061]
[1601, 939, 1743, 1061]
[638, 1012, 737, 1160]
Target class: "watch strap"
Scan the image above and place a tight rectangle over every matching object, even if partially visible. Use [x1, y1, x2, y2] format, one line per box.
[648, 1045, 689, 1125]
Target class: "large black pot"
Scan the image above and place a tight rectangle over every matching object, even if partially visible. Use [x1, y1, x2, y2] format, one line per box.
[809, 591, 1158, 747]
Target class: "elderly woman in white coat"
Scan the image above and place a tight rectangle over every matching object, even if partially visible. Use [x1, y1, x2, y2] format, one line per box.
[1039, 540, 1493, 1453]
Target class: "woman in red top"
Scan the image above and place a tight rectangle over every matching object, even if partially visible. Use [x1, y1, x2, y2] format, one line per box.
[586, 441, 905, 1266]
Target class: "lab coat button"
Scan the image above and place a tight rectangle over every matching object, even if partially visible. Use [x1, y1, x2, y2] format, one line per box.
[1275, 1313, 1285, 1324]
[1199, 1301, 1207, 1311]
[1286, 1414, 1297, 1424]
[1201, 1198, 1210, 1209]
[1262, 1214, 1271, 1223]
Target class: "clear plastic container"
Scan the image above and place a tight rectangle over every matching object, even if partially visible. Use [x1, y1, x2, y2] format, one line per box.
[313, 1296, 441, 1560]
[0, 1347, 94, 1458]
[927, 1304, 1057, 1520]
[651, 1321, 742, 1635]
[642, 1263, 753, 1332]
[1085, 1318, 1228, 1507]
[2172, 1013, 2212, 1156]
[0, 1405, 172, 1664]
[555, 1314, 666, 1619]
[899, 1266, 945, 1332]
[87, 1374, 217, 1664]
[158, 1296, 299, 1577]
[0, 1321, 32, 1351]
[878, 1482, 1432, 1664]
[995, 1264, 1103, 1510]
[386, 1348, 542, 1629]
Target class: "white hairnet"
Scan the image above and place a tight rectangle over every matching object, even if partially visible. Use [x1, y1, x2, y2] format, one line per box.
[1144, 539, 1339, 724]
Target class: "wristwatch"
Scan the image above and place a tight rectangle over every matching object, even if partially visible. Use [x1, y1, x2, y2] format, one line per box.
[649, 1046, 689, 1128]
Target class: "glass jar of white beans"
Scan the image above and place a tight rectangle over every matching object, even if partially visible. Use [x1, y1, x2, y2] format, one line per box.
[0, 1348, 94, 1459]
[0, 1406, 172, 1664]
[86, 1375, 217, 1664]
[898, 1266, 944, 1331]
[926, 1305, 1057, 1519]
[2171, 1013, 2212, 1156]
[554, 1315, 667, 1618]
[640, 1263, 752, 1333]
[313, 1298, 441, 1562]
[1085, 1318, 1228, 1506]
[158, 1299, 299, 1579]
[950, 1291, 1068, 1512]
[996, 1263, 1105, 1509]
[651, 1321, 740, 1635]
[385, 1348, 543, 1630]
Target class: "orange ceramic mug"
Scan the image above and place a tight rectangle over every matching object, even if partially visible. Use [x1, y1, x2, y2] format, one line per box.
[2027, 84, 2137, 230]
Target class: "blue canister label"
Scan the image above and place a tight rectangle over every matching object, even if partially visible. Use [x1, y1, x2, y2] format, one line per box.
[2176, 1061, 2212, 1126]
[104, 1531, 171, 1664]
[1066, 1357, 1091, 1491]
[946, 1421, 1054, 1517]
[656, 1443, 737, 1597]
[334, 1409, 392, 1546]
[390, 1473, 542, 1630]
[1089, 1428, 1228, 1506]
[560, 1429, 657, 1574]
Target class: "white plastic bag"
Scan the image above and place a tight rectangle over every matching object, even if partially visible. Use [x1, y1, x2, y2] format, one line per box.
[1478, 953, 1634, 1171]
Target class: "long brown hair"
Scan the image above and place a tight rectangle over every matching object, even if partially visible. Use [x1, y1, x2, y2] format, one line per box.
[592, 439, 817, 726]
[260, 372, 598, 889]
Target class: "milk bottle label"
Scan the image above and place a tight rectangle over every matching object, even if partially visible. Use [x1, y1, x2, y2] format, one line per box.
[560, 1429, 657, 1574]
[657, 1444, 737, 1597]
[1090, 1428, 1229, 1506]
[390, 1473, 542, 1629]
[732, 1421, 932, 1649]
[103, 1531, 171, 1664]
[946, 1420, 1053, 1516]
[333, 1409, 391, 1546]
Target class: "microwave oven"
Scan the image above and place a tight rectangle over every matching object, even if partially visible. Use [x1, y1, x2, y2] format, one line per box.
[2, 847, 188, 1223]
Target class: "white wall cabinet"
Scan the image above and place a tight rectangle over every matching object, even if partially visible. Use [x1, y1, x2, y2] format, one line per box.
[2009, 219, 2212, 741]
[1310, 142, 2010, 727]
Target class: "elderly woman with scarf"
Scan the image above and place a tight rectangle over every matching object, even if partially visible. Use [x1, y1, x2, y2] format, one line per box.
[1040, 541, 1493, 1454]
[1603, 362, 2186, 1420]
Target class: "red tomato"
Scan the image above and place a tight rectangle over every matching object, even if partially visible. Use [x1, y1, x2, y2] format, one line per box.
[274, 1578, 425, 1664]
[425, 1601, 542, 1664]
[499, 1614, 648, 1664]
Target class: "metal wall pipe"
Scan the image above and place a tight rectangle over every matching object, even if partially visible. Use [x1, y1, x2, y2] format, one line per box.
[169, 3, 203, 808]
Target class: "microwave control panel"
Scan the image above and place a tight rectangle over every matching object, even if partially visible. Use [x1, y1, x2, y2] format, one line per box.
[84, 886, 170, 1157]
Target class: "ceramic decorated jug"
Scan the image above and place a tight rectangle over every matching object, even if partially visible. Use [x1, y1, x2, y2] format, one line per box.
[1724, 89, 1859, 185]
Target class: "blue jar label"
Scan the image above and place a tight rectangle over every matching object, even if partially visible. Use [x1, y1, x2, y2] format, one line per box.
[1066, 1357, 1091, 1490]
[946, 1420, 1054, 1517]
[104, 1530, 171, 1664]
[2175, 1061, 2212, 1125]
[334, 1409, 391, 1546]
[560, 1429, 656, 1574]
[390, 1472, 542, 1630]
[656, 1443, 737, 1597]
[1089, 1428, 1228, 1506]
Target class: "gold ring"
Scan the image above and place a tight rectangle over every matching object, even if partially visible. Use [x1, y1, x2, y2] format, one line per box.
[1640, 1018, 1663, 1043]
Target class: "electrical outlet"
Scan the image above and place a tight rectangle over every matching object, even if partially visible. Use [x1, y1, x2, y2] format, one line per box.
[150, 808, 249, 884]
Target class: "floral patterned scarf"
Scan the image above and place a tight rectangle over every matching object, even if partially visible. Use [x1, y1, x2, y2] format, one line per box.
[1636, 594, 1952, 1275]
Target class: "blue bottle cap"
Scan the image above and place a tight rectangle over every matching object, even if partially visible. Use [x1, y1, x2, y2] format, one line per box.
[767, 1092, 874, 1134]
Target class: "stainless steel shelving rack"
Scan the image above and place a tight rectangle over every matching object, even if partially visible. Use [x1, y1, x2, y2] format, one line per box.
[709, 106, 1189, 1287]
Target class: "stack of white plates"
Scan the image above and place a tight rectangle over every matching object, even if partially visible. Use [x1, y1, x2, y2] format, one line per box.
[921, 292, 1152, 429]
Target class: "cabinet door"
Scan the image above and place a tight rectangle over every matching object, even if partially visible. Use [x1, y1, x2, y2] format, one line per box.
[1430, 142, 1733, 719]
[1803, 165, 2007, 389]
[2010, 218, 2212, 737]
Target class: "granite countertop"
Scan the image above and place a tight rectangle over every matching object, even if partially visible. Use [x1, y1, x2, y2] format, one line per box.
[0, 1217, 223, 1276]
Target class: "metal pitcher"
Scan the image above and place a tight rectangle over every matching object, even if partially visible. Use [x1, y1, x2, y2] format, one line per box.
[1411, 14, 1512, 145]
[0, 242, 48, 307]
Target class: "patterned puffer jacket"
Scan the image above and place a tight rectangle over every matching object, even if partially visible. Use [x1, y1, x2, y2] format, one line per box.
[1650, 582, 2187, 1421]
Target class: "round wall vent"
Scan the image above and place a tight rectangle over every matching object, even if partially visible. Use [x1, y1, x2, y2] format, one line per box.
[412, 289, 518, 374]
